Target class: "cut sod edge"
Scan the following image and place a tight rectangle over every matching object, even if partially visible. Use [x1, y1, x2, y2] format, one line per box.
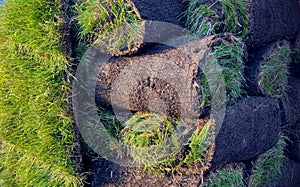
[258, 41, 291, 98]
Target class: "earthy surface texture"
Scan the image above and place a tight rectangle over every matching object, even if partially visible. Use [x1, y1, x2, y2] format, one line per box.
[245, 0, 300, 50]
[129, 0, 186, 26]
[281, 78, 300, 127]
[87, 159, 204, 187]
[83, 1, 300, 186]
[127, 0, 188, 54]
[287, 135, 300, 162]
[95, 36, 216, 120]
[211, 96, 281, 167]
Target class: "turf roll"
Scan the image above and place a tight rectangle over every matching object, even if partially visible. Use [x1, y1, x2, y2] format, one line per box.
[95, 33, 246, 119]
[75, 0, 187, 56]
[185, 0, 300, 50]
[245, 40, 291, 98]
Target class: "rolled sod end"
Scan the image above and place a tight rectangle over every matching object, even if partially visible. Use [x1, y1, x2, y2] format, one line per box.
[258, 42, 291, 98]
[212, 96, 281, 166]
[185, 0, 300, 49]
[120, 113, 179, 169]
[75, 0, 186, 56]
[185, 0, 249, 38]
[249, 135, 287, 187]
[95, 33, 247, 121]
[198, 33, 247, 106]
[75, 0, 143, 56]
[245, 40, 291, 98]
[120, 113, 214, 174]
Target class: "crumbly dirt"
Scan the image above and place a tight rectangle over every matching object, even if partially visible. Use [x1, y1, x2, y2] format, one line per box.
[245, 0, 300, 50]
[281, 78, 300, 128]
[95, 37, 215, 120]
[211, 96, 281, 167]
[86, 144, 215, 187]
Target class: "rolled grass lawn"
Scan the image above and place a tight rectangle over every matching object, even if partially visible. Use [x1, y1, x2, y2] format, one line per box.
[0, 0, 82, 186]
[74, 0, 187, 56]
[185, 0, 300, 50]
[245, 40, 292, 98]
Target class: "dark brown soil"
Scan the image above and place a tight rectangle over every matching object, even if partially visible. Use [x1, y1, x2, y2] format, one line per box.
[87, 159, 204, 187]
[281, 78, 300, 127]
[245, 0, 300, 50]
[211, 96, 281, 167]
[129, 0, 186, 27]
[113, 0, 188, 56]
[95, 37, 215, 120]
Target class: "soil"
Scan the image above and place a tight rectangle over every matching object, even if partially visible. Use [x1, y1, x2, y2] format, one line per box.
[95, 37, 215, 121]
[245, 0, 300, 50]
[211, 96, 281, 167]
[129, 0, 187, 27]
[281, 78, 300, 127]
[87, 159, 204, 187]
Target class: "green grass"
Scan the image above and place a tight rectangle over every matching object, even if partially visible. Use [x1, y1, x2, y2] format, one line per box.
[198, 35, 246, 107]
[74, 0, 142, 55]
[258, 43, 291, 98]
[97, 107, 122, 138]
[185, 0, 248, 38]
[204, 168, 245, 187]
[119, 113, 213, 174]
[249, 135, 287, 187]
[180, 120, 212, 166]
[121, 113, 180, 172]
[0, 0, 82, 186]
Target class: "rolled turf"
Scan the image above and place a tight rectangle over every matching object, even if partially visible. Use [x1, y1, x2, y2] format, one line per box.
[185, 0, 300, 50]
[75, 0, 187, 56]
[245, 40, 291, 98]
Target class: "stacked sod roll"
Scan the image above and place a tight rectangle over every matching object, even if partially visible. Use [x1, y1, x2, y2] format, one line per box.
[185, 0, 300, 49]
[246, 40, 292, 98]
[75, 0, 186, 56]
[74, 0, 300, 186]
[95, 33, 246, 117]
